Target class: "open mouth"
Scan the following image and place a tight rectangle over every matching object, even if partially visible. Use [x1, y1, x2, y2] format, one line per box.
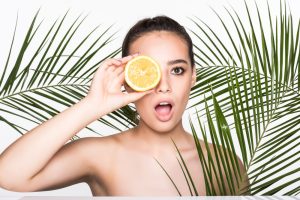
[154, 101, 174, 121]
[155, 103, 173, 115]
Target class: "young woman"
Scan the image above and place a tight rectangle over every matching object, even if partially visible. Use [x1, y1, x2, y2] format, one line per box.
[0, 16, 249, 196]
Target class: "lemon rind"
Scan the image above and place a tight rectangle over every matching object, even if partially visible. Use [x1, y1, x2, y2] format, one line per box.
[125, 56, 161, 92]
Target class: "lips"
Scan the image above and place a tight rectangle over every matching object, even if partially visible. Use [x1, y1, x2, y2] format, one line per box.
[154, 98, 174, 122]
[154, 98, 174, 107]
[154, 99, 174, 110]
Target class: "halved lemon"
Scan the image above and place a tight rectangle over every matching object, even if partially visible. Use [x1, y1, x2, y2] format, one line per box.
[125, 55, 161, 92]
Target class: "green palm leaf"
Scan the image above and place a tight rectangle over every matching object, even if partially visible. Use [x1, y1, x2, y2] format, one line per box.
[2, 1, 300, 196]
[186, 0, 300, 195]
[0, 11, 138, 136]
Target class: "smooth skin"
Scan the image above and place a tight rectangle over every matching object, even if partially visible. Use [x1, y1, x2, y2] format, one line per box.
[0, 31, 249, 196]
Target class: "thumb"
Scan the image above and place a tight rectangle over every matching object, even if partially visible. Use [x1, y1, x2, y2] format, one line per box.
[124, 90, 154, 104]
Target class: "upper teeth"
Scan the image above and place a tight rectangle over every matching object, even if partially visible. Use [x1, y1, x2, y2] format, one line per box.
[159, 102, 169, 105]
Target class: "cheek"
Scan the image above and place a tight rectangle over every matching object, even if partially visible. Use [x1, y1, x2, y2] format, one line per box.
[173, 76, 192, 94]
[134, 95, 151, 114]
[175, 79, 192, 105]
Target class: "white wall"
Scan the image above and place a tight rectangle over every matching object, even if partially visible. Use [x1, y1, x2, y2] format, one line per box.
[0, 0, 299, 197]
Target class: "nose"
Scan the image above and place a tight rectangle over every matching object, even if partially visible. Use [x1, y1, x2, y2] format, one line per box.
[155, 72, 171, 93]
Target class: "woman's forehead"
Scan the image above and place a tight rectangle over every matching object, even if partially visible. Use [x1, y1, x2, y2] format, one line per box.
[130, 31, 187, 48]
[129, 31, 190, 62]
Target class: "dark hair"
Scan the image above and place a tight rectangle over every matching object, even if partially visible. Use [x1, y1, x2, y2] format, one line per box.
[122, 15, 195, 67]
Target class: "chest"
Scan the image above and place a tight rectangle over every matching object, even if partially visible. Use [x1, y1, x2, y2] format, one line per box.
[90, 149, 206, 196]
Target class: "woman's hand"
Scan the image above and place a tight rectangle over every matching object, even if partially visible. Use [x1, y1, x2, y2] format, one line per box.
[86, 54, 153, 117]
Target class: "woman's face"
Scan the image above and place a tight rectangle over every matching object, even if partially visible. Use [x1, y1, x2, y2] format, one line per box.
[127, 31, 196, 132]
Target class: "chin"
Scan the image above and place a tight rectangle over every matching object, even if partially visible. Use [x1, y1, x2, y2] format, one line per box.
[152, 125, 175, 133]
[140, 117, 182, 133]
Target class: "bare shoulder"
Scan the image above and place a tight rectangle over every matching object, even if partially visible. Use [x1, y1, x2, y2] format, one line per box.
[201, 140, 245, 170]
[194, 138, 249, 195]
[67, 131, 127, 160]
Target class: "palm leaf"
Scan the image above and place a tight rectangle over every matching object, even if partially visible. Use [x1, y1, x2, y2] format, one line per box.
[0, 11, 138, 137]
[172, 138, 199, 195]
[187, 0, 300, 195]
[154, 158, 182, 196]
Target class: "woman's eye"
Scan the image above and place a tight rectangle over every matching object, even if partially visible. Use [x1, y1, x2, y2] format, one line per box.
[171, 67, 185, 75]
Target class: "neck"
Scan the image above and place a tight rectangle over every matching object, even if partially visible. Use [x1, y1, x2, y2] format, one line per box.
[131, 119, 189, 156]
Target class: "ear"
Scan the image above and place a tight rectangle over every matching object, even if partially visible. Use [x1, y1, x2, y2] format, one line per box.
[191, 66, 196, 87]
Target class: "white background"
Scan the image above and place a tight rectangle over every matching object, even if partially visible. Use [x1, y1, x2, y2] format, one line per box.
[0, 0, 299, 197]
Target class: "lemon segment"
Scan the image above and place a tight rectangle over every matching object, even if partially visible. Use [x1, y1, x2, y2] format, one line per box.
[125, 56, 161, 92]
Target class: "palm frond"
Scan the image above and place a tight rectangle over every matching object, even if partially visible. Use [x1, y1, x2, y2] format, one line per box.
[154, 158, 182, 196]
[188, 0, 300, 195]
[0, 11, 138, 136]
[172, 138, 199, 195]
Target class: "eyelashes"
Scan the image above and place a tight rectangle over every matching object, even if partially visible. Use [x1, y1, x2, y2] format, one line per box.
[171, 67, 185, 75]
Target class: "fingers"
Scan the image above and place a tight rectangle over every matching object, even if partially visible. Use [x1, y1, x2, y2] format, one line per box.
[98, 53, 140, 89]
[105, 53, 139, 76]
[102, 53, 139, 71]
[118, 53, 139, 64]
[114, 66, 125, 76]
[117, 70, 125, 84]
[102, 59, 122, 70]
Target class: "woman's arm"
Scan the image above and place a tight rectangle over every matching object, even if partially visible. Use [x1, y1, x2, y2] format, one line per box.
[0, 54, 153, 192]
[0, 97, 101, 191]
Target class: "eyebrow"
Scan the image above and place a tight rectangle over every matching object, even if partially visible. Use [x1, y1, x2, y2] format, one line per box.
[167, 59, 188, 66]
